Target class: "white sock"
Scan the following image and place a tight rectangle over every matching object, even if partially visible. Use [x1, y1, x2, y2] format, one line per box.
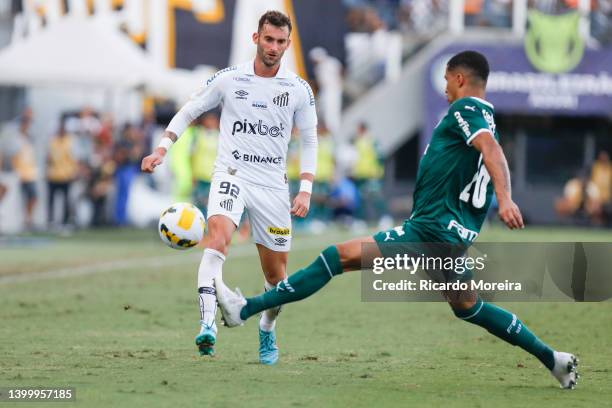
[198, 248, 225, 328]
[259, 280, 282, 332]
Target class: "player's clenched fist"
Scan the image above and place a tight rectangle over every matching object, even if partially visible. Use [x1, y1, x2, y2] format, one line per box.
[141, 148, 166, 173]
[498, 198, 524, 230]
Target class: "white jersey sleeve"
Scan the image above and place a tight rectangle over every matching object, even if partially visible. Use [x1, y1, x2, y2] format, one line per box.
[294, 78, 318, 176]
[166, 68, 231, 137]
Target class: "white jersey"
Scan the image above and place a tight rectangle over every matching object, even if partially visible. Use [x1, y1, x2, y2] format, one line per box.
[167, 60, 318, 190]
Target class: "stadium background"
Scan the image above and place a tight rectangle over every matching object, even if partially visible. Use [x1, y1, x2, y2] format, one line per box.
[0, 1, 611, 407]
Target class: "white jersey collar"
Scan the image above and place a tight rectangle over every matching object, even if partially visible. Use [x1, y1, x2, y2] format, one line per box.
[469, 96, 494, 109]
[245, 59, 290, 79]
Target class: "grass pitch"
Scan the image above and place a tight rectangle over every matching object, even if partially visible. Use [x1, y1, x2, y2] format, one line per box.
[1, 225, 611, 407]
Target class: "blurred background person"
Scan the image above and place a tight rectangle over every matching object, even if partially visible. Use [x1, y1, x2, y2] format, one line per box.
[191, 112, 220, 218]
[168, 123, 195, 203]
[112, 124, 141, 226]
[351, 122, 390, 227]
[309, 47, 343, 136]
[329, 173, 361, 229]
[585, 151, 611, 225]
[310, 123, 335, 231]
[8, 109, 38, 231]
[46, 121, 78, 231]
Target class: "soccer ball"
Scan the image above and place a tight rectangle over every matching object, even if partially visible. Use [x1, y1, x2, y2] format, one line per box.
[158, 203, 206, 250]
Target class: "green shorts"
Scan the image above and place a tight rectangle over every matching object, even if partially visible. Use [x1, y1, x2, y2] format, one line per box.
[373, 220, 473, 283]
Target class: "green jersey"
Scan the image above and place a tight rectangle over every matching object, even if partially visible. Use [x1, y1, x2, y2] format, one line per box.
[410, 96, 499, 244]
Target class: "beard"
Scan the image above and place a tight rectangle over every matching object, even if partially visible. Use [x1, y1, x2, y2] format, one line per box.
[258, 46, 282, 67]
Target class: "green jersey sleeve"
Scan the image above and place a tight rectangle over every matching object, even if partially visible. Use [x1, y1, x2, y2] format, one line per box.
[449, 102, 492, 146]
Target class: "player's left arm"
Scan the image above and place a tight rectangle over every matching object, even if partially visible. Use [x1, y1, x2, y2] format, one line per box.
[292, 78, 318, 218]
[472, 132, 524, 230]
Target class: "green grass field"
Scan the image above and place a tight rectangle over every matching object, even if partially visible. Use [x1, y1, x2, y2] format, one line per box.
[1, 225, 611, 407]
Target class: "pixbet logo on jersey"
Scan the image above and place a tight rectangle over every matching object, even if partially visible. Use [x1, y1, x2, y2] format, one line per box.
[231, 119, 285, 138]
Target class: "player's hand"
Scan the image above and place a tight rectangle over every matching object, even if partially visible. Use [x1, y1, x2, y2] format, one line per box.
[498, 198, 524, 230]
[141, 148, 166, 173]
[291, 191, 311, 218]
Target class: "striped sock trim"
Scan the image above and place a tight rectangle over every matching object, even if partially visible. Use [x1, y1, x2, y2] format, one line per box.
[319, 254, 333, 278]
[458, 299, 484, 320]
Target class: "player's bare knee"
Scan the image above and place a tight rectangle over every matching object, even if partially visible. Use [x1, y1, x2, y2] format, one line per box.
[336, 243, 359, 270]
[445, 289, 478, 315]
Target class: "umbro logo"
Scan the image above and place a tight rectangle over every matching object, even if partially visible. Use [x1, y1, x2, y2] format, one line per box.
[273, 92, 289, 107]
[274, 237, 288, 246]
[220, 198, 234, 211]
[235, 90, 248, 99]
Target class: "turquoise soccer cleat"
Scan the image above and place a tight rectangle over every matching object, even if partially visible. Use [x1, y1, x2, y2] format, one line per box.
[258, 328, 279, 365]
[195, 321, 217, 356]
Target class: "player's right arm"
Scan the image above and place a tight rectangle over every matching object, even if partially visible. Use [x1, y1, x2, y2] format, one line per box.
[471, 133, 524, 230]
[141, 69, 228, 173]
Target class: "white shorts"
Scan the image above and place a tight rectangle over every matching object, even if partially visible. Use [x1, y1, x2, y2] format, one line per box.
[207, 171, 292, 252]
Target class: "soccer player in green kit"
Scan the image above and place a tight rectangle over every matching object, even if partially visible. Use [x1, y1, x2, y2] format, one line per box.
[216, 51, 579, 389]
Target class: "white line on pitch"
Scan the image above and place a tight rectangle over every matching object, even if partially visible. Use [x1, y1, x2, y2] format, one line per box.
[0, 240, 327, 286]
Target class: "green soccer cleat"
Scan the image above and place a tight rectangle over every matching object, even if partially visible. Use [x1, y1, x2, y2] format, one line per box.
[259, 328, 279, 365]
[195, 321, 217, 356]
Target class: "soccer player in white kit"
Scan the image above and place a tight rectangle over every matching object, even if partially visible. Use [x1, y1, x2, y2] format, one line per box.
[141, 11, 318, 364]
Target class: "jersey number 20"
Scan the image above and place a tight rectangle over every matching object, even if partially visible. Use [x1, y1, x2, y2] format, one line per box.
[459, 157, 490, 209]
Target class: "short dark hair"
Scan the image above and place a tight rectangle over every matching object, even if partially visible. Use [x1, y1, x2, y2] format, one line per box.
[447, 50, 490, 85]
[258, 10, 292, 34]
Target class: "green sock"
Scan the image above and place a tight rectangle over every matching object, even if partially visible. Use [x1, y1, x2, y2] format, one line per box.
[454, 299, 555, 370]
[240, 246, 342, 320]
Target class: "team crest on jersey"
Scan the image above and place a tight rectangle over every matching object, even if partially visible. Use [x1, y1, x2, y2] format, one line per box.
[273, 92, 289, 107]
[220, 198, 234, 212]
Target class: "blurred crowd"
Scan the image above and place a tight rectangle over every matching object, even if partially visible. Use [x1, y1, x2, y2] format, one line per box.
[342, 0, 612, 42]
[555, 151, 612, 226]
[0, 106, 154, 232]
[0, 106, 392, 234]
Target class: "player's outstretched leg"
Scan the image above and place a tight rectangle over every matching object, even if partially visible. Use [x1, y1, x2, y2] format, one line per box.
[449, 292, 579, 389]
[216, 245, 342, 327]
[195, 248, 225, 356]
